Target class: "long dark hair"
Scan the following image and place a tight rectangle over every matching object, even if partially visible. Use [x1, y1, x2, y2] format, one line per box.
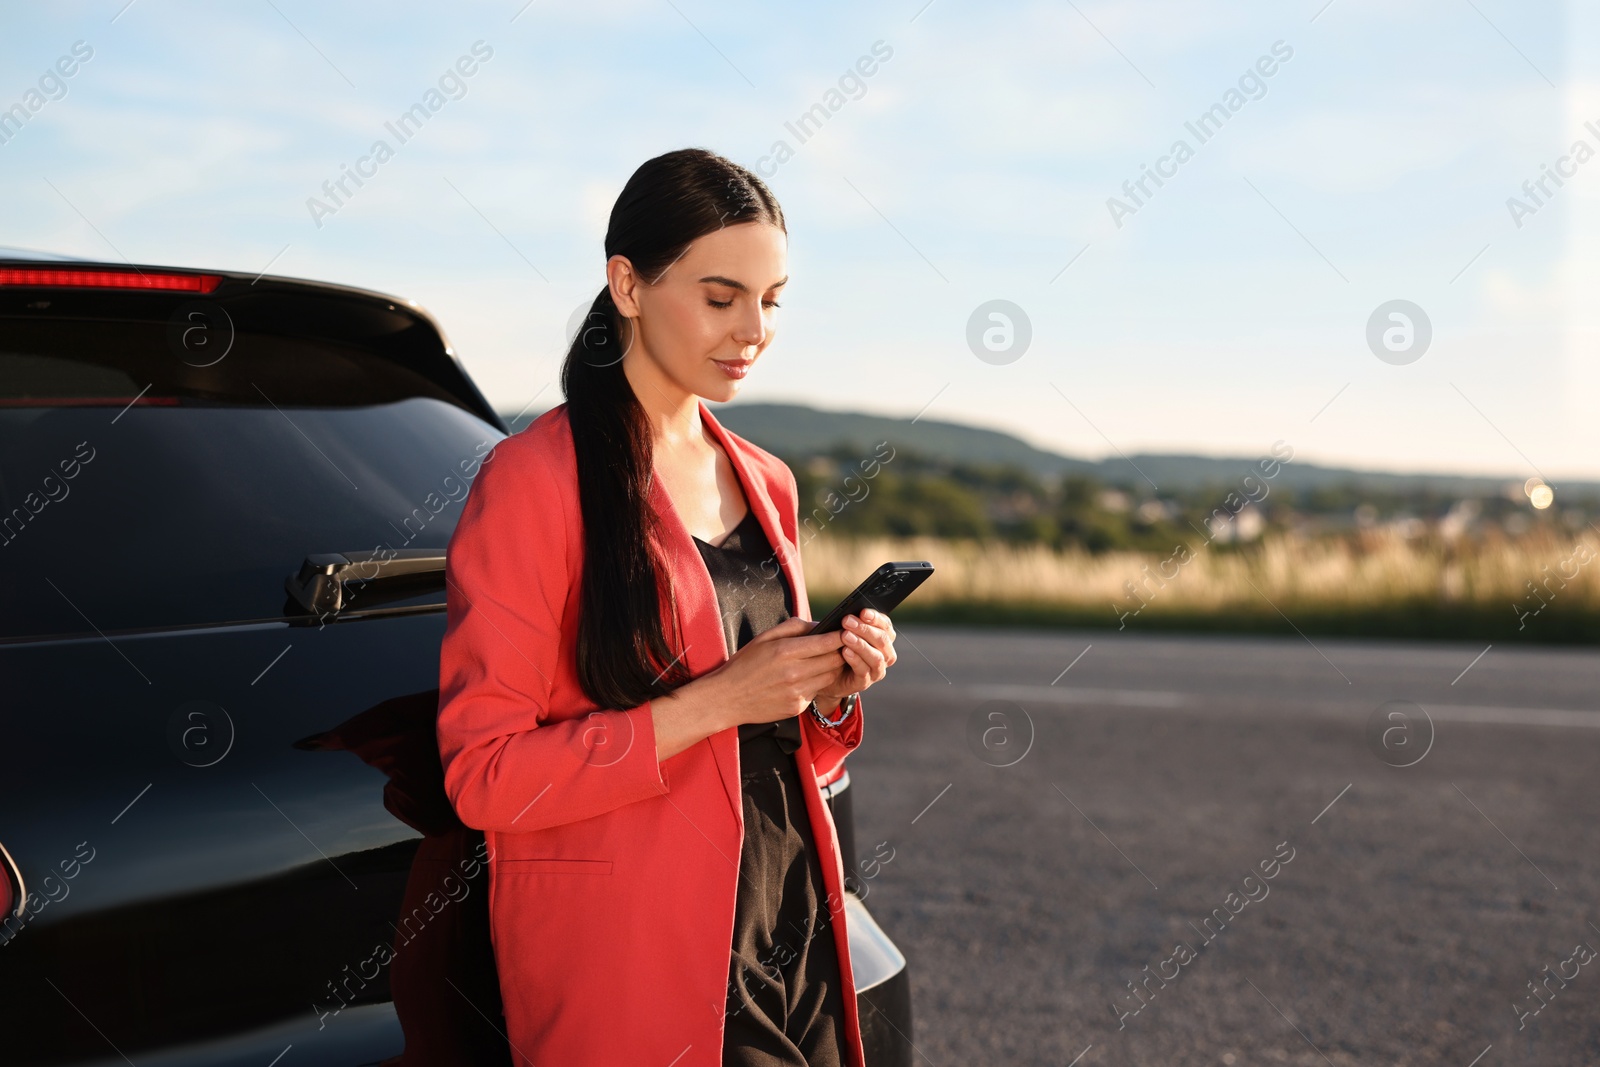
[563, 148, 785, 711]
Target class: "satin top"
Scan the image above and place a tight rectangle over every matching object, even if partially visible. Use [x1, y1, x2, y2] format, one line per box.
[690, 507, 804, 754]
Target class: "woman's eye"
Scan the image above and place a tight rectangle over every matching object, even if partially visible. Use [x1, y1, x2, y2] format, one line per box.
[707, 298, 733, 309]
[763, 300, 781, 309]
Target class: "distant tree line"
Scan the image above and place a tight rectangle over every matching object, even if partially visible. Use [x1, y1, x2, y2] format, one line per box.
[787, 444, 1595, 553]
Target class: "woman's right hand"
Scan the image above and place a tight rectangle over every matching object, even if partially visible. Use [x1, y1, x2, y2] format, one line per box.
[707, 617, 846, 728]
[649, 618, 844, 761]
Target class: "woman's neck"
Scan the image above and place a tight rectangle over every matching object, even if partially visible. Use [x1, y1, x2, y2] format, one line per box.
[623, 347, 703, 450]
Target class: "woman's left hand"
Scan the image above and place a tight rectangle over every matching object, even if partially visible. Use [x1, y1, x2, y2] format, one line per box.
[814, 608, 897, 704]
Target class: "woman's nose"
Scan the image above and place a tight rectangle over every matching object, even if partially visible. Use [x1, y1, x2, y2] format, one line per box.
[731, 302, 766, 350]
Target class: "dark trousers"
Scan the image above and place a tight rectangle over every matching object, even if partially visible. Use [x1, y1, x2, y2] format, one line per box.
[722, 736, 848, 1067]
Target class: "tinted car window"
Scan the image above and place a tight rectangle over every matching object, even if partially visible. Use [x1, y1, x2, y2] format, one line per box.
[0, 319, 504, 640]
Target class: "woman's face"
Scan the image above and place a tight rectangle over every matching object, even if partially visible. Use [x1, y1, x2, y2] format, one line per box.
[615, 221, 787, 404]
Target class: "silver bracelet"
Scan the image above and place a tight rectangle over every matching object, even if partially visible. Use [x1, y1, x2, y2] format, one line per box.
[809, 692, 858, 729]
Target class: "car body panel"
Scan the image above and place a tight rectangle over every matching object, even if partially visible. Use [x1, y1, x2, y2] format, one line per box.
[0, 257, 913, 1065]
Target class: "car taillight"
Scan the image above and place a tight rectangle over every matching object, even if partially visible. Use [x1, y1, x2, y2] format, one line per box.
[0, 841, 19, 920]
[0, 268, 222, 293]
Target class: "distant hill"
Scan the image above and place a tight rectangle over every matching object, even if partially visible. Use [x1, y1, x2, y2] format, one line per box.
[501, 401, 1600, 498]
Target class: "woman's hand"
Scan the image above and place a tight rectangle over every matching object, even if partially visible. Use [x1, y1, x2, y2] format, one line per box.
[649, 612, 895, 759]
[695, 617, 848, 729]
[814, 608, 897, 705]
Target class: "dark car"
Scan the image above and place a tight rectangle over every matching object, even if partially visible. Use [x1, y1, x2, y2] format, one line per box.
[0, 252, 913, 1066]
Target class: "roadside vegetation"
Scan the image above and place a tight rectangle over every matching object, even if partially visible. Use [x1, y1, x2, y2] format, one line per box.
[793, 447, 1600, 643]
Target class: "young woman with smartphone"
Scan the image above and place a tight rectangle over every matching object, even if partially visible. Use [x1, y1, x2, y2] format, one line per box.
[436, 148, 899, 1067]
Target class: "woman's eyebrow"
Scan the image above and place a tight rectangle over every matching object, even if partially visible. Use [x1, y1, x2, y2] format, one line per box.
[698, 274, 789, 291]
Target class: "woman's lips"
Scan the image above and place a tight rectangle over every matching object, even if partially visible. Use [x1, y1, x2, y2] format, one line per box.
[713, 359, 753, 380]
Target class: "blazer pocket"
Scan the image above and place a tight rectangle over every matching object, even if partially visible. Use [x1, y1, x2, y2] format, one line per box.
[495, 858, 613, 875]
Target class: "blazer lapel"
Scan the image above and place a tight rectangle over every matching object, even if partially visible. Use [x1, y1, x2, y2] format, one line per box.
[699, 401, 802, 618]
[698, 401, 824, 784]
[649, 401, 810, 831]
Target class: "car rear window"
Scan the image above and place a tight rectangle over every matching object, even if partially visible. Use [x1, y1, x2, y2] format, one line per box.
[0, 317, 505, 640]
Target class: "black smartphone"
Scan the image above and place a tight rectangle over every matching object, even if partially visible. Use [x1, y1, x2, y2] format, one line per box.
[809, 561, 935, 634]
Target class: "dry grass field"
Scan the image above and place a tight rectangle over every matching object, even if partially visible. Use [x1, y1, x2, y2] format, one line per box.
[801, 529, 1600, 643]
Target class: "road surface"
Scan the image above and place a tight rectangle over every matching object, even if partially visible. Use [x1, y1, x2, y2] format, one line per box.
[846, 626, 1600, 1067]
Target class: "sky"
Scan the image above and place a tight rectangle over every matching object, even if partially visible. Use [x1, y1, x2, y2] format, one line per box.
[2, 0, 1594, 482]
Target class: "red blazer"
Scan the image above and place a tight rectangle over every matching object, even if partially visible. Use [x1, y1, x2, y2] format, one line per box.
[436, 400, 868, 1066]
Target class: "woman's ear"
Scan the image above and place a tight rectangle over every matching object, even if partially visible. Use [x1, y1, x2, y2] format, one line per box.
[607, 254, 641, 318]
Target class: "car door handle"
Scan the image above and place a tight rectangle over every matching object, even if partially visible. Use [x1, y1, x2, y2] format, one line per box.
[285, 548, 447, 615]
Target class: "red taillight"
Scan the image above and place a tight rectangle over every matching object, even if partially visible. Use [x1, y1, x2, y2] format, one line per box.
[0, 268, 222, 293]
[0, 842, 17, 921]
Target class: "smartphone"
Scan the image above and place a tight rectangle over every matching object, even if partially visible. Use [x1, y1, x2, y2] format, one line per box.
[809, 561, 935, 634]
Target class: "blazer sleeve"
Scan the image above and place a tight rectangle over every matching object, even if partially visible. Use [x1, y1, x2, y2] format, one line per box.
[782, 462, 865, 778]
[436, 440, 671, 834]
[801, 692, 864, 784]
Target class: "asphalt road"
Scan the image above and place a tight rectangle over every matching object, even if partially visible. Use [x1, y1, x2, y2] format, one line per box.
[845, 626, 1600, 1067]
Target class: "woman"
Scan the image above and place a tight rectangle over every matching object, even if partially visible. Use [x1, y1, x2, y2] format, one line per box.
[436, 147, 899, 1067]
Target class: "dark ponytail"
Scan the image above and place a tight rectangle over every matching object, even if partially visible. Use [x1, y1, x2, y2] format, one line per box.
[563, 148, 785, 711]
